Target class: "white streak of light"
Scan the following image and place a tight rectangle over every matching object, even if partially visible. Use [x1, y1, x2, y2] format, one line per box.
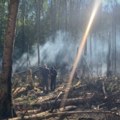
[61, 0, 101, 107]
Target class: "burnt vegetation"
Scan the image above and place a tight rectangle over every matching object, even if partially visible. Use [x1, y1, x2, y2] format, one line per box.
[10, 66, 120, 120]
[0, 0, 120, 119]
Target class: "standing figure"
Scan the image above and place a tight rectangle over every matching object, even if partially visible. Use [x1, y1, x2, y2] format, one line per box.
[50, 67, 57, 91]
[27, 69, 34, 88]
[41, 64, 49, 93]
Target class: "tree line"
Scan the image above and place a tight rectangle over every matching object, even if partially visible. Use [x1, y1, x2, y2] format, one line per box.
[0, 0, 120, 118]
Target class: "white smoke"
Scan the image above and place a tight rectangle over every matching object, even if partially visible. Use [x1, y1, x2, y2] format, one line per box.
[30, 31, 78, 67]
[13, 30, 120, 76]
[13, 31, 78, 72]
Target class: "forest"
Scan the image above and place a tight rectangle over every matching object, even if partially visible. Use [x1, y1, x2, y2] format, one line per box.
[0, 0, 120, 120]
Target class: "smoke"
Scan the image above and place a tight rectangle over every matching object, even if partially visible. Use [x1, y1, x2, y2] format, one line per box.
[13, 31, 78, 72]
[31, 31, 78, 69]
[13, 30, 120, 76]
[13, 30, 103, 75]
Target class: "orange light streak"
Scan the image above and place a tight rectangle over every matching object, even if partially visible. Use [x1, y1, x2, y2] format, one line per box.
[61, 0, 101, 107]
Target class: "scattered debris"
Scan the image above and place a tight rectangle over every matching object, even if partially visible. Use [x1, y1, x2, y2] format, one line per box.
[11, 70, 120, 120]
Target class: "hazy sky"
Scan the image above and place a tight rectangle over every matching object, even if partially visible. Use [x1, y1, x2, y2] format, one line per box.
[102, 0, 120, 7]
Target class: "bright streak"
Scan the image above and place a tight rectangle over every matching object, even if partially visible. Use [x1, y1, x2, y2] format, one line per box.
[61, 0, 101, 107]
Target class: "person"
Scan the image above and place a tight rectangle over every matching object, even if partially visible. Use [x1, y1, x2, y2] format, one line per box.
[41, 64, 50, 93]
[107, 70, 112, 77]
[26, 69, 34, 88]
[50, 66, 57, 91]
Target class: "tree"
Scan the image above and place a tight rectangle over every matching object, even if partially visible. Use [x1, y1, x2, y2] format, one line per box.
[35, 0, 43, 66]
[0, 0, 19, 119]
[0, 0, 8, 58]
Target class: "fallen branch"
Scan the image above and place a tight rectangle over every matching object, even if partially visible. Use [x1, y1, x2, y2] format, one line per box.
[9, 110, 120, 120]
[15, 94, 94, 111]
[13, 87, 27, 98]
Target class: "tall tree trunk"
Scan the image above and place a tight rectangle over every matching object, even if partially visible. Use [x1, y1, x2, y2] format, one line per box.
[89, 34, 93, 77]
[0, 0, 19, 119]
[36, 0, 43, 66]
[111, 3, 117, 75]
[107, 33, 112, 77]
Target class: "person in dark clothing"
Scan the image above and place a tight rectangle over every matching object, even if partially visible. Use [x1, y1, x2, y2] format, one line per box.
[41, 64, 50, 93]
[50, 67, 57, 91]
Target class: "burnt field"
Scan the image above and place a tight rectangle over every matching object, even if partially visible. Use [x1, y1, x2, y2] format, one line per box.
[11, 67, 120, 120]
